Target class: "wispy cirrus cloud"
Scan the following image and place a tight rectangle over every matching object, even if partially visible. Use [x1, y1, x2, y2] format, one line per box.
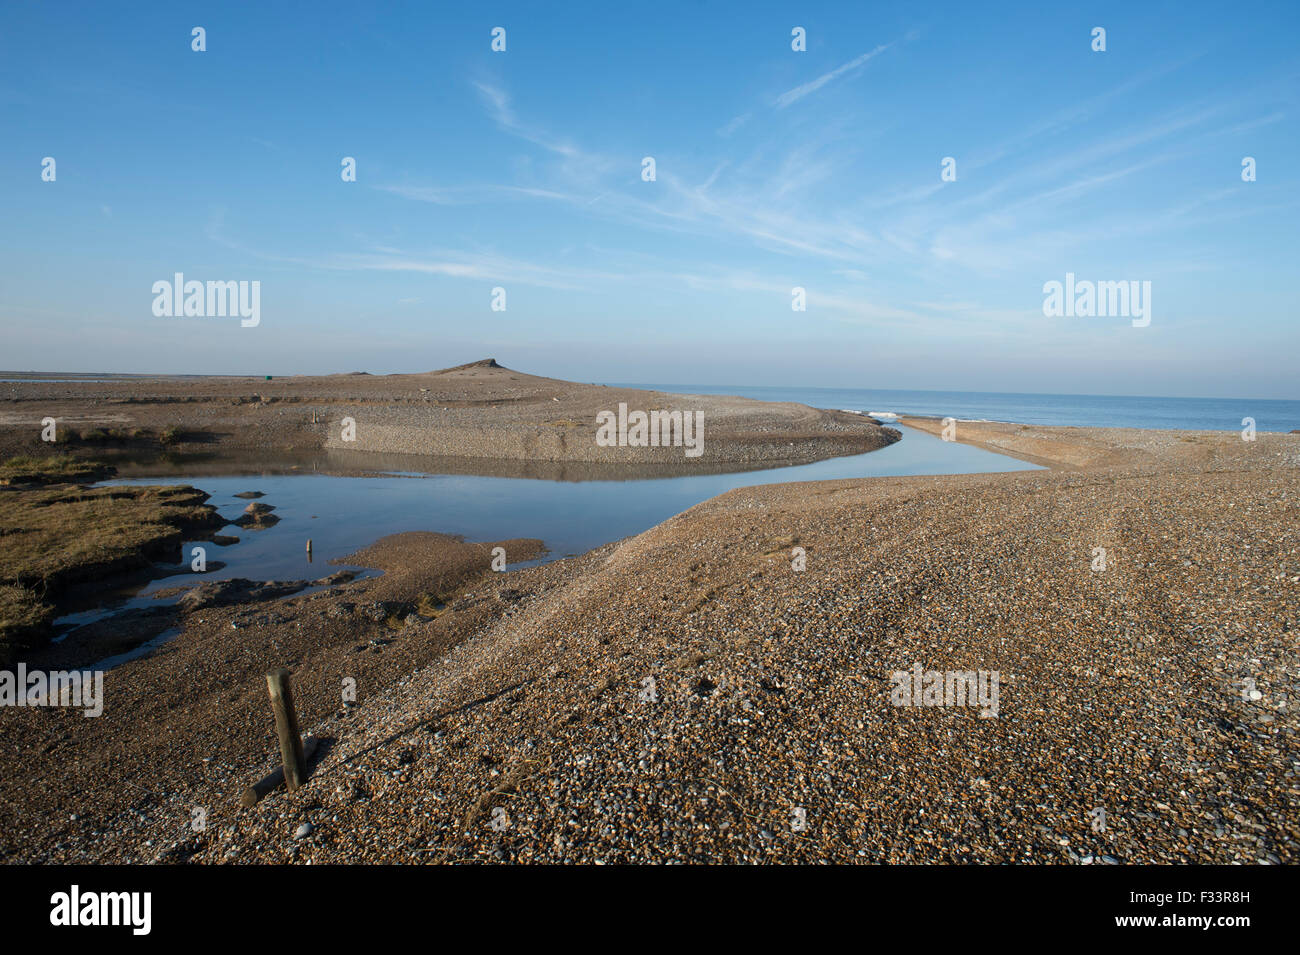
[773, 42, 894, 108]
[717, 112, 751, 136]
[374, 183, 580, 205]
[325, 53, 1292, 335]
[474, 80, 582, 158]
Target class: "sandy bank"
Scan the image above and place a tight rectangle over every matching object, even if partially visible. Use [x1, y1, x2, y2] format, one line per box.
[0, 360, 899, 474]
[899, 415, 1300, 471]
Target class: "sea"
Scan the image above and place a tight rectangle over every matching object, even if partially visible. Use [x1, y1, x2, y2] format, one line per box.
[621, 385, 1300, 433]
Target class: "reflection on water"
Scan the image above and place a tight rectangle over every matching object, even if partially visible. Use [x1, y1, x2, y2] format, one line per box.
[50, 425, 1039, 649]
[88, 424, 1037, 595]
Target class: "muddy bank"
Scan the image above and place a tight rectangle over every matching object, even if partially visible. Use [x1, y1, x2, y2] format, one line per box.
[0, 530, 549, 862]
[0, 469, 226, 664]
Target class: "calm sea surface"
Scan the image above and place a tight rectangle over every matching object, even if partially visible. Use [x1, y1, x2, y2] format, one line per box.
[622, 384, 1300, 432]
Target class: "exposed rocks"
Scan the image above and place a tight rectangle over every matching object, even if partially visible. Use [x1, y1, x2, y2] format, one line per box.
[176, 578, 309, 612]
[235, 502, 279, 529]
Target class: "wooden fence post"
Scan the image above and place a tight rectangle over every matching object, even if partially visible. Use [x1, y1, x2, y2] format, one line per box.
[266, 668, 306, 792]
[240, 735, 320, 807]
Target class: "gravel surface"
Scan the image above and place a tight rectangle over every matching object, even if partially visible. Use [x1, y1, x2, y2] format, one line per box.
[0, 360, 898, 473]
[4, 422, 1294, 864]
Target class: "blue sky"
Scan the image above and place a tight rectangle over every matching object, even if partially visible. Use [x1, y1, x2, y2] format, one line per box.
[2, 1, 1297, 397]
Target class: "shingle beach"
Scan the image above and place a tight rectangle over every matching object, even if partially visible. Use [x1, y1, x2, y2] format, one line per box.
[1, 371, 1294, 864]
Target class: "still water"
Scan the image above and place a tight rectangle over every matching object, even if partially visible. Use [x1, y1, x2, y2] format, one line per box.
[84, 424, 1036, 608]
